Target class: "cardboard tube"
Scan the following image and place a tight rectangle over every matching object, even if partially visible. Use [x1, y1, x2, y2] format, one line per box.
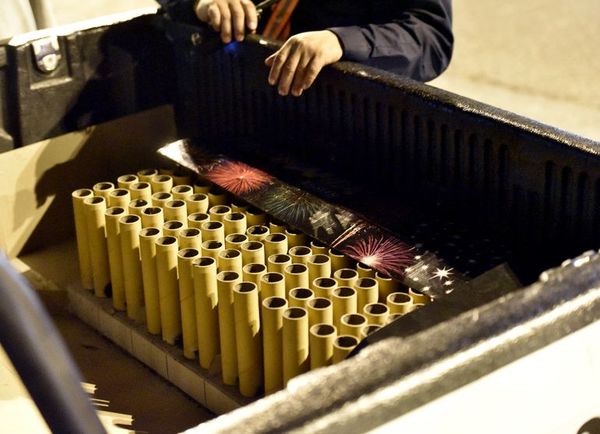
[217, 271, 241, 385]
[108, 188, 131, 208]
[284, 263, 309, 295]
[233, 282, 263, 397]
[186, 193, 209, 214]
[118, 214, 144, 321]
[218, 249, 243, 275]
[104, 207, 126, 311]
[409, 288, 431, 304]
[310, 240, 328, 255]
[171, 184, 194, 201]
[268, 220, 286, 234]
[141, 206, 164, 229]
[117, 174, 138, 189]
[178, 228, 202, 250]
[72, 188, 94, 289]
[375, 271, 401, 303]
[361, 324, 382, 339]
[201, 240, 224, 262]
[354, 277, 379, 313]
[289, 246, 312, 265]
[173, 173, 193, 186]
[307, 297, 333, 327]
[164, 199, 188, 225]
[241, 241, 265, 265]
[333, 335, 359, 363]
[224, 212, 247, 236]
[309, 324, 336, 370]
[311, 277, 337, 299]
[329, 248, 351, 272]
[192, 257, 220, 370]
[209, 205, 232, 222]
[155, 236, 182, 344]
[332, 286, 357, 329]
[340, 313, 367, 339]
[285, 228, 306, 249]
[130, 182, 152, 202]
[163, 220, 184, 238]
[139, 227, 162, 335]
[231, 199, 249, 214]
[333, 268, 359, 288]
[356, 262, 375, 278]
[150, 174, 173, 193]
[245, 206, 266, 227]
[83, 196, 110, 297]
[92, 182, 114, 201]
[188, 212, 210, 229]
[128, 199, 149, 217]
[201, 221, 225, 244]
[246, 225, 270, 242]
[288, 287, 314, 310]
[194, 178, 212, 194]
[137, 168, 158, 183]
[262, 296, 287, 394]
[264, 233, 288, 258]
[208, 187, 228, 207]
[363, 303, 389, 325]
[151, 191, 173, 207]
[267, 253, 292, 274]
[178, 248, 201, 359]
[225, 233, 248, 250]
[282, 307, 309, 385]
[308, 254, 331, 283]
[386, 292, 413, 314]
[242, 263, 267, 286]
[259, 272, 285, 301]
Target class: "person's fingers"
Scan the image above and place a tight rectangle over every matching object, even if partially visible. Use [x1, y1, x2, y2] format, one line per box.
[267, 44, 292, 86]
[290, 54, 313, 97]
[276, 48, 302, 96]
[193, 0, 205, 21]
[218, 2, 232, 43]
[207, 5, 221, 32]
[300, 57, 324, 93]
[241, 0, 257, 33]
[229, 0, 245, 41]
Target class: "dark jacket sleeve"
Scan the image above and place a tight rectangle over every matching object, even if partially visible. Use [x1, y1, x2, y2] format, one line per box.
[328, 0, 453, 82]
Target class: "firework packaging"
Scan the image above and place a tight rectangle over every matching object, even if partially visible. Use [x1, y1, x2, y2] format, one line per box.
[159, 139, 468, 299]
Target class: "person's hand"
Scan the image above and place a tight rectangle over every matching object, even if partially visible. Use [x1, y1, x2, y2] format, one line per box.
[265, 31, 343, 97]
[194, 0, 258, 43]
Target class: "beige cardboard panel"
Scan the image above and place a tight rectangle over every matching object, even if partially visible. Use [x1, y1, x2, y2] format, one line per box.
[0, 105, 176, 258]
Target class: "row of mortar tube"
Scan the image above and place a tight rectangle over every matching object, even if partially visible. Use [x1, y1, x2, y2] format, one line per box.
[71, 169, 430, 397]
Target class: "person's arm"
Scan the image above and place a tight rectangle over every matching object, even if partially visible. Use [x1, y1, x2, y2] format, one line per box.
[266, 0, 453, 96]
[329, 0, 453, 82]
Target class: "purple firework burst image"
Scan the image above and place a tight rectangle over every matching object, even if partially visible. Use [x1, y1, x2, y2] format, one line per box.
[341, 234, 415, 276]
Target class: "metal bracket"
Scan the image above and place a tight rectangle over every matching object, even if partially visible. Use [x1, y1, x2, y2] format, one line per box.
[31, 36, 61, 73]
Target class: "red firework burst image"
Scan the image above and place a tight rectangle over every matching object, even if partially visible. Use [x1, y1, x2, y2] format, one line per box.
[205, 160, 273, 195]
[341, 234, 415, 276]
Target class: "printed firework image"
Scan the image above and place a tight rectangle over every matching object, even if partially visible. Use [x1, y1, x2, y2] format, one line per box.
[205, 160, 274, 195]
[335, 224, 416, 278]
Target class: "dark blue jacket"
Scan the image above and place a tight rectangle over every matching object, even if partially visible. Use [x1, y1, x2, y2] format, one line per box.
[292, 0, 453, 81]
